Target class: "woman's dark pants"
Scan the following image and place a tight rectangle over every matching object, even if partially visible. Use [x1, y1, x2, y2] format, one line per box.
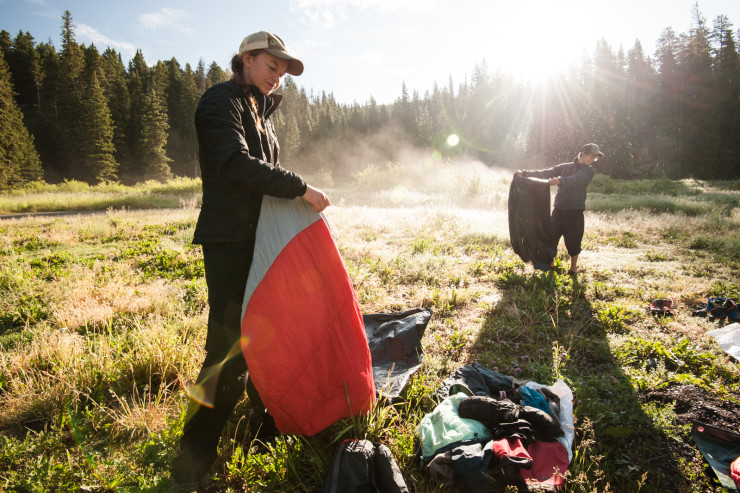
[171, 244, 267, 483]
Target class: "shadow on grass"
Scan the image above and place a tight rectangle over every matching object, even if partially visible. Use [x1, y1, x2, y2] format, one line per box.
[466, 267, 693, 492]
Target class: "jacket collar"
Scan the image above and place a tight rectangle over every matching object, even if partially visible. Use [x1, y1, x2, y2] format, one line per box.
[245, 84, 282, 120]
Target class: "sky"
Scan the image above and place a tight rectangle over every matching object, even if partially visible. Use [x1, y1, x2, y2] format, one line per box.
[2, 0, 740, 104]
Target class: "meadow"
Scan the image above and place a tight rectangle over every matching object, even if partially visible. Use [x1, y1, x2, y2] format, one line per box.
[1, 162, 739, 492]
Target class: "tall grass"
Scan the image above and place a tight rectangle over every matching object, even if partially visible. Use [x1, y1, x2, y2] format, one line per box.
[0, 177, 202, 213]
[1, 173, 739, 491]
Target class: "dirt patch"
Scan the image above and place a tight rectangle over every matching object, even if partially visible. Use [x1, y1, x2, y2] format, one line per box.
[640, 384, 740, 490]
[641, 384, 740, 431]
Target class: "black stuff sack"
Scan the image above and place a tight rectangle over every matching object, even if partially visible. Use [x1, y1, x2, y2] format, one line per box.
[323, 439, 409, 493]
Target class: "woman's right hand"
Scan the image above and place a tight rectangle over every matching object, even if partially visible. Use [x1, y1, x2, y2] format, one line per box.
[302, 184, 330, 212]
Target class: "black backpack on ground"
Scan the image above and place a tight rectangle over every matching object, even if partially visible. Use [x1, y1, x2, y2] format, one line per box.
[323, 439, 409, 493]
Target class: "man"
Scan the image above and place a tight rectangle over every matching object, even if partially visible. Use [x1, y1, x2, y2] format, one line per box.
[515, 143, 604, 275]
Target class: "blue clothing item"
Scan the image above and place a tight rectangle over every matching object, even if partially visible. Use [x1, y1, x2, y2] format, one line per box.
[520, 387, 549, 413]
[522, 159, 595, 211]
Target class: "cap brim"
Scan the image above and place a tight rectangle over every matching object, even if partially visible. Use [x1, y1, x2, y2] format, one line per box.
[266, 49, 304, 76]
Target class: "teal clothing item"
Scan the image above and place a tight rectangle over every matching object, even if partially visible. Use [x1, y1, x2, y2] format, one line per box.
[520, 386, 549, 413]
[417, 393, 492, 458]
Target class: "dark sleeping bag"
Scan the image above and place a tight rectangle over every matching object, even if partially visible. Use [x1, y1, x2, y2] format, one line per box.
[508, 174, 556, 270]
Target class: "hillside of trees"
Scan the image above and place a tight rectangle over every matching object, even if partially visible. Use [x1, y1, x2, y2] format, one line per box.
[1, 7, 739, 190]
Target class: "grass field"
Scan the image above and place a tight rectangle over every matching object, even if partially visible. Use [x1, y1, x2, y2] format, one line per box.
[1, 167, 739, 492]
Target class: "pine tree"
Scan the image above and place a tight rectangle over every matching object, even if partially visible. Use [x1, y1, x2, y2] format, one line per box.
[180, 63, 201, 176]
[100, 48, 130, 165]
[206, 61, 227, 88]
[164, 59, 200, 177]
[195, 59, 206, 94]
[0, 31, 10, 57]
[626, 39, 658, 175]
[654, 27, 682, 176]
[121, 49, 150, 181]
[57, 10, 86, 178]
[139, 87, 172, 182]
[78, 70, 117, 183]
[6, 31, 40, 109]
[711, 15, 740, 176]
[296, 86, 314, 141]
[679, 3, 719, 177]
[280, 113, 301, 164]
[0, 51, 43, 189]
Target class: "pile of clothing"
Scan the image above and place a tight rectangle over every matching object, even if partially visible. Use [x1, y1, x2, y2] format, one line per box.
[692, 297, 740, 321]
[417, 364, 574, 491]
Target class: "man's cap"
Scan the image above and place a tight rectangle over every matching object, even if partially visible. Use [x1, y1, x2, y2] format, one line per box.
[581, 143, 604, 158]
[239, 31, 304, 76]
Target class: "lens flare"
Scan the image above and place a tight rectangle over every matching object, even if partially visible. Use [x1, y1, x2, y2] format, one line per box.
[188, 340, 244, 408]
[390, 185, 408, 203]
[446, 134, 460, 147]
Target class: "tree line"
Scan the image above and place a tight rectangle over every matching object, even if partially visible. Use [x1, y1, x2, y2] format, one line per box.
[1, 6, 739, 190]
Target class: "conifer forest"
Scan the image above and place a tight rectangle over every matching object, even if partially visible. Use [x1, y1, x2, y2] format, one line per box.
[1, 7, 739, 191]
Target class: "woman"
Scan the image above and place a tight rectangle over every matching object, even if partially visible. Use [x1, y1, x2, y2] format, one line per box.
[170, 31, 329, 489]
[515, 143, 603, 275]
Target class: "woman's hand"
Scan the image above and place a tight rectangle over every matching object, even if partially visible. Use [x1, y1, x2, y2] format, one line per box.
[302, 184, 331, 212]
[549, 177, 561, 186]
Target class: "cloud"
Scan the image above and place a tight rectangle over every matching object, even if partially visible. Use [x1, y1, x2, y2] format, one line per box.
[76, 24, 138, 58]
[291, 0, 440, 14]
[288, 0, 442, 29]
[302, 7, 338, 29]
[23, 0, 59, 19]
[138, 8, 194, 35]
[341, 50, 384, 68]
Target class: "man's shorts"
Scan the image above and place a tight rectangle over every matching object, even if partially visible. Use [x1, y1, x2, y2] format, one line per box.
[551, 208, 584, 256]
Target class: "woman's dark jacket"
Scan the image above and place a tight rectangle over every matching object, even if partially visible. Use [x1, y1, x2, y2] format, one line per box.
[521, 159, 594, 211]
[193, 80, 307, 245]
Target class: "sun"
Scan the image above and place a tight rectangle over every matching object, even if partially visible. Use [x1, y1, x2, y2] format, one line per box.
[472, 2, 587, 83]
[507, 44, 580, 83]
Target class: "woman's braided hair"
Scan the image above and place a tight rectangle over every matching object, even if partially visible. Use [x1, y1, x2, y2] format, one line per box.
[231, 51, 265, 134]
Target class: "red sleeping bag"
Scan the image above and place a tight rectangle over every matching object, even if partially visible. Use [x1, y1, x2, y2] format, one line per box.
[241, 196, 376, 436]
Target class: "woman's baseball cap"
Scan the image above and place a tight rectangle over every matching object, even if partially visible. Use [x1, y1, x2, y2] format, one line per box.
[239, 31, 304, 76]
[581, 143, 604, 158]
